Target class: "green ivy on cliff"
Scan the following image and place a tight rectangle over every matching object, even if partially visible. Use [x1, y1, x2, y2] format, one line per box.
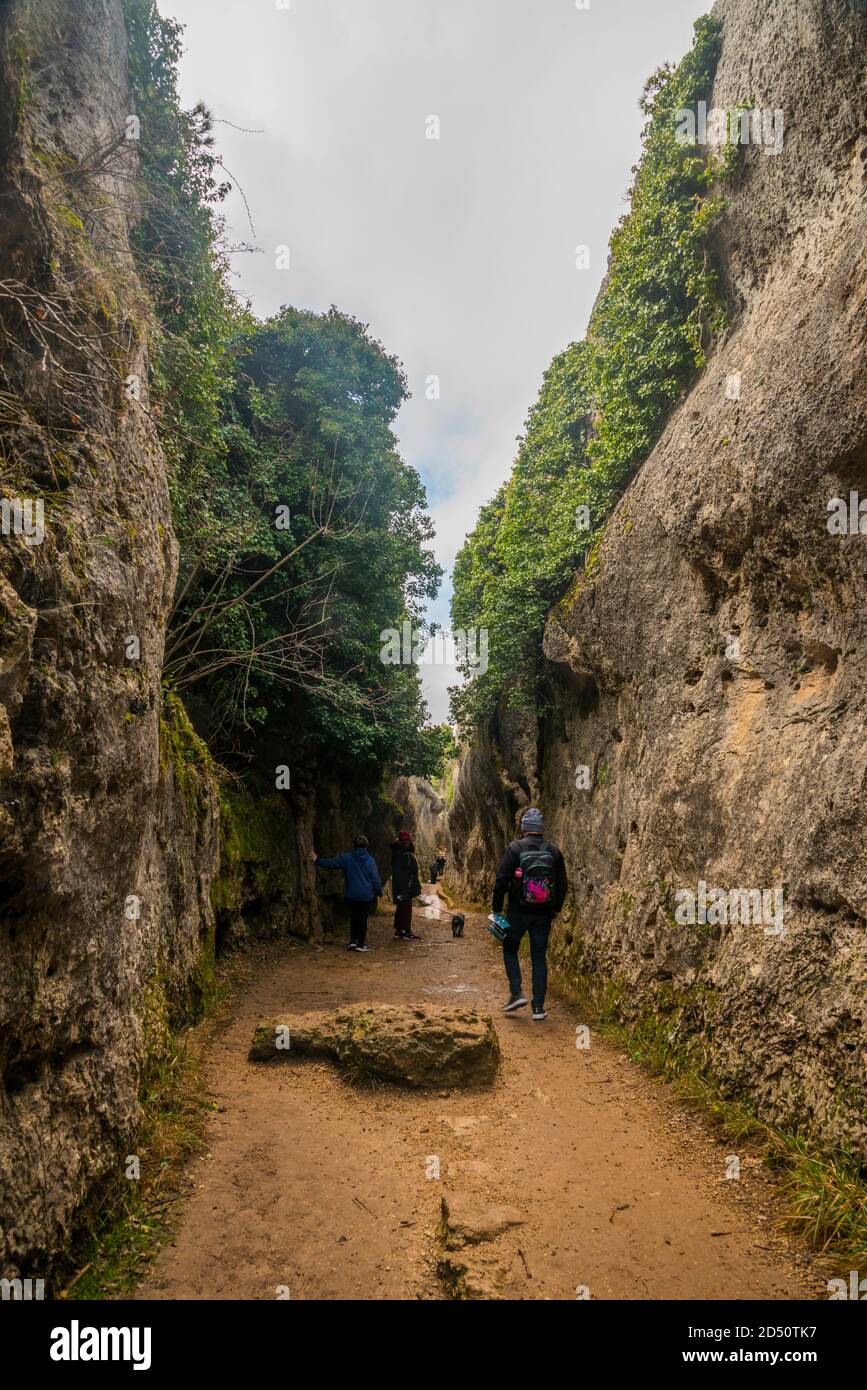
[451, 14, 735, 732]
[452, 342, 592, 727]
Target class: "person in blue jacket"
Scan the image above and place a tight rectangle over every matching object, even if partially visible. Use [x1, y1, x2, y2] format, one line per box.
[311, 835, 383, 952]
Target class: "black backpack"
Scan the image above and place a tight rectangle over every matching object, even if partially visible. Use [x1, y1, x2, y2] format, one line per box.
[511, 839, 557, 907]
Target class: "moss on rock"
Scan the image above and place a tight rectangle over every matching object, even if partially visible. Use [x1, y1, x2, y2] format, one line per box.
[159, 692, 214, 821]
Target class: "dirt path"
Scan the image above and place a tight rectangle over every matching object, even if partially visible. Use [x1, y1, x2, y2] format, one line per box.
[136, 892, 825, 1301]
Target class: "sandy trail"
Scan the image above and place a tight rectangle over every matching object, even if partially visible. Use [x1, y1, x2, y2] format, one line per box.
[136, 892, 823, 1301]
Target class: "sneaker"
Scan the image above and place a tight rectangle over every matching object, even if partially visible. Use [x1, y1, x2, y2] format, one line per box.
[532, 1006, 548, 1021]
[503, 995, 528, 1013]
[347, 942, 358, 951]
[355, 944, 371, 953]
[407, 931, 421, 940]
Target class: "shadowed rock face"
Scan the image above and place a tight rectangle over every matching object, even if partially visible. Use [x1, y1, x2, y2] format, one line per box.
[444, 712, 540, 905]
[448, 0, 867, 1153]
[0, 0, 404, 1276]
[0, 0, 222, 1279]
[388, 773, 451, 883]
[249, 1004, 501, 1089]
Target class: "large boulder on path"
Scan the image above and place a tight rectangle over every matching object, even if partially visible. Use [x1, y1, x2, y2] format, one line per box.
[248, 1003, 500, 1088]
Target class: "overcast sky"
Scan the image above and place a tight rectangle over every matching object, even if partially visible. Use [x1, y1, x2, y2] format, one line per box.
[166, 0, 708, 721]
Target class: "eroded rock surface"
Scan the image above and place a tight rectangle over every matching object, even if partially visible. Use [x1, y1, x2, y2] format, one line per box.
[0, 0, 222, 1279]
[388, 772, 453, 884]
[437, 1193, 526, 1299]
[0, 0, 402, 1278]
[439, 1193, 524, 1249]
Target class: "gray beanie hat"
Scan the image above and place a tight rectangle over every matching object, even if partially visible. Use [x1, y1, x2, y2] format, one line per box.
[521, 807, 544, 833]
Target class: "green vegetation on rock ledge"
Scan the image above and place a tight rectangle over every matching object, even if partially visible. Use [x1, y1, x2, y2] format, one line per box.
[451, 14, 736, 731]
[158, 692, 214, 821]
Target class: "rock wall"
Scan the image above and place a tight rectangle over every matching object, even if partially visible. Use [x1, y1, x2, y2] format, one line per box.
[214, 775, 402, 948]
[389, 773, 450, 881]
[0, 0, 404, 1279]
[0, 0, 223, 1278]
[450, 0, 867, 1154]
[437, 723, 536, 904]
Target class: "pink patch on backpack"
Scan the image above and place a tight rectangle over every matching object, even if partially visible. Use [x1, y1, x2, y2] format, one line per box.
[525, 878, 551, 903]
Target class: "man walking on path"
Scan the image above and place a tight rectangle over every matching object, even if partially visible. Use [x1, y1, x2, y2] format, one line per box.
[312, 836, 383, 952]
[492, 808, 567, 1020]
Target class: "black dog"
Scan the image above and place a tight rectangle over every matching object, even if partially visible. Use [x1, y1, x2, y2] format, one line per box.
[451, 914, 465, 938]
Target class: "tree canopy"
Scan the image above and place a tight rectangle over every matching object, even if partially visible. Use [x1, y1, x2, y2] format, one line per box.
[124, 0, 446, 781]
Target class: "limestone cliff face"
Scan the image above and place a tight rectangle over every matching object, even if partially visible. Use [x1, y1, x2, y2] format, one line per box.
[0, 0, 224, 1276]
[388, 773, 449, 880]
[450, 0, 867, 1153]
[437, 720, 538, 904]
[0, 1, 404, 1278]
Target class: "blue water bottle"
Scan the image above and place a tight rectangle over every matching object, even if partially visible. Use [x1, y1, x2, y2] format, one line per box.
[487, 913, 510, 942]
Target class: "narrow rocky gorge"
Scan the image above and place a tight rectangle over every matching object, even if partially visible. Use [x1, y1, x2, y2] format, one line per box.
[0, 0, 864, 1298]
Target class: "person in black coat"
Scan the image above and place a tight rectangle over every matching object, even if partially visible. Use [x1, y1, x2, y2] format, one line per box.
[390, 831, 421, 940]
[492, 807, 567, 1020]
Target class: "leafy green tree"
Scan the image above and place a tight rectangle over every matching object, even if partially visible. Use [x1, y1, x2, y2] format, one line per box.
[124, 0, 444, 781]
[123, 0, 239, 516]
[164, 305, 442, 774]
[451, 344, 590, 725]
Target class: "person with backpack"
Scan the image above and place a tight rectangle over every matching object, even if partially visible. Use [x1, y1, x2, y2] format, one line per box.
[311, 835, 383, 952]
[390, 830, 421, 940]
[492, 808, 567, 1020]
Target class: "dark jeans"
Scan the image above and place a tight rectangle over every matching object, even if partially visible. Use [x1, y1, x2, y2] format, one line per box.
[503, 912, 552, 1008]
[348, 900, 372, 946]
[393, 899, 413, 937]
